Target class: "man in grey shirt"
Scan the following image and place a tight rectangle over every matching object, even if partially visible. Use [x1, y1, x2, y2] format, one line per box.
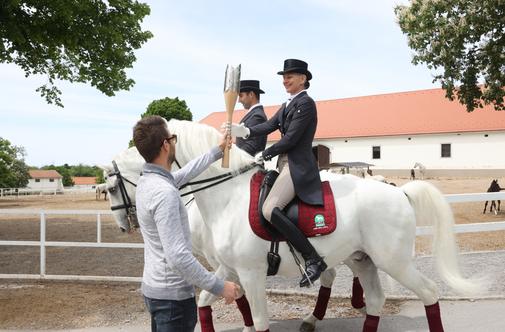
[133, 115, 240, 332]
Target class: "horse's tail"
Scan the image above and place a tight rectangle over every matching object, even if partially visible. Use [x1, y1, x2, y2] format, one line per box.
[401, 180, 486, 295]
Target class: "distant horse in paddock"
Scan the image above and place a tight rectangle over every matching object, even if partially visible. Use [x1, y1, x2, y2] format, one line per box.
[413, 162, 426, 180]
[95, 183, 108, 200]
[483, 179, 504, 214]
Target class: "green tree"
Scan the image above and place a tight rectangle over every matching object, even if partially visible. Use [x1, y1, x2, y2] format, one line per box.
[395, 0, 504, 112]
[142, 97, 193, 121]
[129, 97, 193, 147]
[0, 137, 30, 188]
[0, 0, 153, 107]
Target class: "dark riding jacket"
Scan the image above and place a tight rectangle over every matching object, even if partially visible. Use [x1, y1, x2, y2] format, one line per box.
[236, 105, 267, 156]
[248, 91, 323, 205]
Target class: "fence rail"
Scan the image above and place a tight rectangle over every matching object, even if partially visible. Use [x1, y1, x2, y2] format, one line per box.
[0, 187, 95, 197]
[1, 192, 505, 282]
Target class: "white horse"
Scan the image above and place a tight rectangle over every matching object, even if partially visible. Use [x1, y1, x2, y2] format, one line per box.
[414, 162, 427, 180]
[101, 146, 368, 332]
[95, 183, 108, 200]
[104, 120, 483, 331]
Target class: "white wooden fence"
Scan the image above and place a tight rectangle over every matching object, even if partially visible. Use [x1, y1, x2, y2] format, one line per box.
[0, 187, 95, 197]
[1, 192, 505, 282]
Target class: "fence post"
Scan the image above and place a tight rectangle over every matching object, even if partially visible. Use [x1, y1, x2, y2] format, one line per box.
[97, 213, 102, 243]
[40, 211, 46, 277]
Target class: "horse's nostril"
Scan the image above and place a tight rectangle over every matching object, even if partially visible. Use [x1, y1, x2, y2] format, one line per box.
[120, 227, 126, 233]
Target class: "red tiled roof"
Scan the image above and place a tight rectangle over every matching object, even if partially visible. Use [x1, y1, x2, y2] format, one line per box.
[29, 170, 62, 179]
[72, 177, 97, 185]
[200, 88, 505, 140]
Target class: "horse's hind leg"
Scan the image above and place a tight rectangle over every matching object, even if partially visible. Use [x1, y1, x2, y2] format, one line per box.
[353, 256, 385, 332]
[384, 262, 443, 332]
[483, 201, 488, 214]
[300, 268, 336, 332]
[237, 270, 269, 332]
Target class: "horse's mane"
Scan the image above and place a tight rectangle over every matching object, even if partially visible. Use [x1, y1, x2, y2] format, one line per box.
[166, 119, 255, 171]
[112, 146, 145, 175]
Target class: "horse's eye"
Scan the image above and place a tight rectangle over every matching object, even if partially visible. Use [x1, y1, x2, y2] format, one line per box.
[109, 187, 116, 193]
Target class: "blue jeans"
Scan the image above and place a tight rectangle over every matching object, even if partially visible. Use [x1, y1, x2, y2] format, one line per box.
[144, 296, 197, 332]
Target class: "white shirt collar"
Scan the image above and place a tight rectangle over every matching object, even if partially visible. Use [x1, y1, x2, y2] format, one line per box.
[246, 103, 262, 113]
[286, 90, 306, 107]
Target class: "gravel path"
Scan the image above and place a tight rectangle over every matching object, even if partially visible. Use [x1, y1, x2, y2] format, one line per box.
[266, 250, 505, 299]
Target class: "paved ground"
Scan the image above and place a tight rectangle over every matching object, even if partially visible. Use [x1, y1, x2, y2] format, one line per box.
[3, 299, 503, 331]
[2, 251, 503, 331]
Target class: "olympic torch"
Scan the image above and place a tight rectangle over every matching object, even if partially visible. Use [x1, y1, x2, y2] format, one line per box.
[222, 64, 241, 168]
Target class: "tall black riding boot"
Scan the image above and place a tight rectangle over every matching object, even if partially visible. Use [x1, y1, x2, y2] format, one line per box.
[270, 207, 327, 287]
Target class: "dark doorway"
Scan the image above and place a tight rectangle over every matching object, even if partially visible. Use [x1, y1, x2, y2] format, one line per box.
[312, 145, 330, 169]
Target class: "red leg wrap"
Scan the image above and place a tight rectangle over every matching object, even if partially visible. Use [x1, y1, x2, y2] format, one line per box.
[362, 314, 380, 332]
[425, 302, 444, 332]
[313, 286, 331, 320]
[352, 277, 366, 309]
[235, 295, 254, 327]
[198, 306, 215, 332]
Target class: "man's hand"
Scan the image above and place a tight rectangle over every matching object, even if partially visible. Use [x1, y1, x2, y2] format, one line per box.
[221, 281, 241, 304]
[222, 122, 250, 138]
[218, 134, 232, 152]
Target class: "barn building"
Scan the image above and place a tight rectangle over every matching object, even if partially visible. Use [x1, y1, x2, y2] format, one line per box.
[27, 170, 64, 192]
[200, 88, 505, 177]
[72, 176, 97, 190]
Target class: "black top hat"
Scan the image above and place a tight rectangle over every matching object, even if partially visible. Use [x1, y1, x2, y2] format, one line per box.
[277, 59, 312, 81]
[239, 80, 265, 94]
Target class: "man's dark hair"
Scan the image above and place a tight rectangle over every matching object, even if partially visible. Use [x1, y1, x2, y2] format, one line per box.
[252, 90, 260, 101]
[133, 115, 169, 162]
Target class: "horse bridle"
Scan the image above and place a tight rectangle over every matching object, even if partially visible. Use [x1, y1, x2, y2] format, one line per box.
[107, 158, 261, 231]
[108, 160, 139, 231]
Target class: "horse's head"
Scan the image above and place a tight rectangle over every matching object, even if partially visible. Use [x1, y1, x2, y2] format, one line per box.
[165, 119, 254, 173]
[100, 147, 145, 233]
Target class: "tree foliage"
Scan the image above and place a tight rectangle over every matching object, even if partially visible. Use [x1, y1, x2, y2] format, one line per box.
[129, 97, 193, 147]
[0, 0, 153, 107]
[395, 0, 504, 112]
[142, 97, 193, 121]
[0, 137, 30, 188]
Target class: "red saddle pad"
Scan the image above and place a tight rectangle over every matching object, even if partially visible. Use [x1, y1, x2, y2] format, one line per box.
[248, 171, 337, 241]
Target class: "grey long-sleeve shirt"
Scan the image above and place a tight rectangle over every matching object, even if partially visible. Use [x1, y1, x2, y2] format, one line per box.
[136, 147, 224, 300]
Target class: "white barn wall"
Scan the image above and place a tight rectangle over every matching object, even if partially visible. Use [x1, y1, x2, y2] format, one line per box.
[27, 178, 63, 191]
[314, 131, 505, 169]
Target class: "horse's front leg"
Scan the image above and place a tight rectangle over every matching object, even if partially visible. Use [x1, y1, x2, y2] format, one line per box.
[300, 268, 336, 332]
[198, 265, 252, 332]
[237, 269, 269, 332]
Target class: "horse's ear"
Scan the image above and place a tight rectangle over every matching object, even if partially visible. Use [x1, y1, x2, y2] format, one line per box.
[98, 164, 113, 173]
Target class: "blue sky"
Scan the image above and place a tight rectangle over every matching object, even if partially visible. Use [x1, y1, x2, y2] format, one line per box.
[0, 0, 437, 167]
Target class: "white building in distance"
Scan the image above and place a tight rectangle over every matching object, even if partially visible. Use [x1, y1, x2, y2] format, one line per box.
[27, 170, 64, 192]
[202, 88, 505, 177]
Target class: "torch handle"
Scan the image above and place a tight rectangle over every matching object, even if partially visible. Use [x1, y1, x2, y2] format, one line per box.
[221, 115, 232, 168]
[222, 90, 238, 168]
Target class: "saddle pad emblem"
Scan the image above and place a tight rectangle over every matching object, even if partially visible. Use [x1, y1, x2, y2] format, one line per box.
[314, 214, 326, 228]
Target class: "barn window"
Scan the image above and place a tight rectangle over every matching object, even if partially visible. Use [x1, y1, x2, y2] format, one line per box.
[441, 143, 451, 158]
[35, 179, 40, 183]
[49, 179, 54, 182]
[372, 146, 381, 159]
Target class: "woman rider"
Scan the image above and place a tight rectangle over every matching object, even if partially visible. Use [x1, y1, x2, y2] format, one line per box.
[230, 59, 326, 287]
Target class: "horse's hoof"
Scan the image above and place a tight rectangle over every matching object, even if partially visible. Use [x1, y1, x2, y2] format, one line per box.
[299, 321, 316, 332]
